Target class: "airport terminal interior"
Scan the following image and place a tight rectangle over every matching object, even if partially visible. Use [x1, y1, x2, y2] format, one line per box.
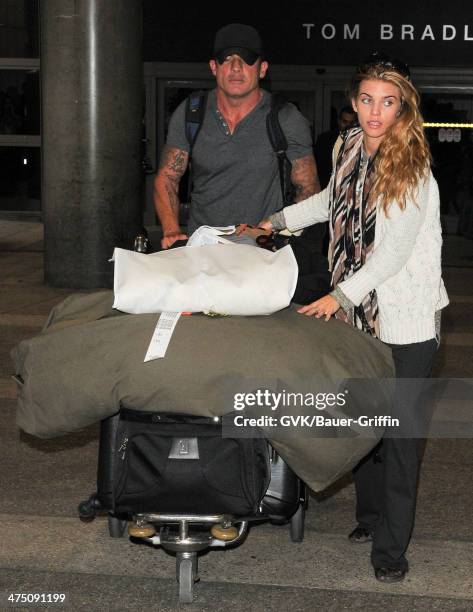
[1, 1, 472, 609]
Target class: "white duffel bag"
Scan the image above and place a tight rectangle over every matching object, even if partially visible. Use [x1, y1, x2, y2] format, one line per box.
[112, 243, 298, 316]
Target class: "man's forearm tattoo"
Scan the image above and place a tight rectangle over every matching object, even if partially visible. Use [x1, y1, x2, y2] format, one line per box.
[164, 180, 180, 215]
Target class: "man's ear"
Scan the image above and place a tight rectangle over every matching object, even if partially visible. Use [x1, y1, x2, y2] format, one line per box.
[259, 61, 269, 79]
[209, 59, 217, 76]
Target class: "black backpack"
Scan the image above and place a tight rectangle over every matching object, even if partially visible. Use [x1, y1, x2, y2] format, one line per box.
[184, 90, 294, 205]
[184, 90, 330, 304]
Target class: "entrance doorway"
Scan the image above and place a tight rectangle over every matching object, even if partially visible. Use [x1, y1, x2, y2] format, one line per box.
[422, 93, 473, 243]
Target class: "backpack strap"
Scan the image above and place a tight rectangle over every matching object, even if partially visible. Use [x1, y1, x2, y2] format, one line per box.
[184, 90, 208, 203]
[266, 94, 291, 205]
[185, 90, 208, 156]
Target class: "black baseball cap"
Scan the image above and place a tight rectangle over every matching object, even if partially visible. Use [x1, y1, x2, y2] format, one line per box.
[213, 23, 263, 65]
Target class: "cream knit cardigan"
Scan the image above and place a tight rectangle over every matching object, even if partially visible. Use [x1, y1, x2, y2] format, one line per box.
[282, 170, 449, 344]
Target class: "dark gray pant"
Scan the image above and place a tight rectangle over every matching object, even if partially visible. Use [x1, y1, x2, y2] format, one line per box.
[353, 338, 438, 570]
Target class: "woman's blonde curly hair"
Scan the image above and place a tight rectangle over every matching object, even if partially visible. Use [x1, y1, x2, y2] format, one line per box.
[349, 63, 432, 213]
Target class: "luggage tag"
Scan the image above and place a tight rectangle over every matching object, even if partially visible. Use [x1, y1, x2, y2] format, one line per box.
[144, 311, 182, 362]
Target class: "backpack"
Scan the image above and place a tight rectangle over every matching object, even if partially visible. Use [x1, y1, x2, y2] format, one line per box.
[184, 90, 294, 205]
[184, 90, 330, 304]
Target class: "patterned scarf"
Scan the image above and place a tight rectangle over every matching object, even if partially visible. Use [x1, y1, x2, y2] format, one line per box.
[330, 127, 379, 337]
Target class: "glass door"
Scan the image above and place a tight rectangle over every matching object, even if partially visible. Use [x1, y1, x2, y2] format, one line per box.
[0, 64, 40, 215]
[421, 91, 473, 231]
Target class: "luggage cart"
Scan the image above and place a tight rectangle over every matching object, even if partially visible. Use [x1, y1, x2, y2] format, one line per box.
[79, 410, 307, 604]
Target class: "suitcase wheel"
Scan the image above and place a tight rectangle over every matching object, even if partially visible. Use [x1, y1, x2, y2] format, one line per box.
[289, 504, 305, 542]
[210, 524, 239, 541]
[177, 553, 198, 603]
[107, 514, 128, 538]
[128, 521, 156, 538]
[78, 494, 101, 520]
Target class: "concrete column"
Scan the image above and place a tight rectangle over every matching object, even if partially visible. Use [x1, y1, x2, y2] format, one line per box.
[41, 0, 143, 288]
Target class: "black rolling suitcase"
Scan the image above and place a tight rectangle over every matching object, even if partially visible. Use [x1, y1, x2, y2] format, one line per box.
[93, 408, 305, 522]
[97, 408, 271, 516]
[79, 408, 306, 603]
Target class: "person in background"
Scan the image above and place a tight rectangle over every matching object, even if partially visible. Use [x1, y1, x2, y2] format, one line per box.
[314, 105, 358, 189]
[312, 106, 357, 255]
[260, 52, 449, 583]
[153, 23, 319, 248]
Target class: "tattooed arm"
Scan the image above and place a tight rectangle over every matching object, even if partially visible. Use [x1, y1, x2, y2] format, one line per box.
[154, 145, 189, 248]
[290, 153, 320, 202]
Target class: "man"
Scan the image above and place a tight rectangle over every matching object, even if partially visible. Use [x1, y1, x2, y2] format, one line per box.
[154, 23, 319, 248]
[314, 105, 357, 189]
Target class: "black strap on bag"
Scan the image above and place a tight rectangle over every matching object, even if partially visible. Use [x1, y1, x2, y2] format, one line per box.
[184, 90, 209, 202]
[185, 90, 209, 154]
[266, 94, 293, 205]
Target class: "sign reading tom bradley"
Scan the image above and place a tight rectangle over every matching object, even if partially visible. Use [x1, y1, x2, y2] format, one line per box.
[302, 23, 473, 43]
[144, 1, 473, 67]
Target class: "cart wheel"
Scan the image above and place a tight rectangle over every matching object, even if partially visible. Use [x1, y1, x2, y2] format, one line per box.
[107, 514, 127, 538]
[290, 504, 305, 542]
[178, 558, 194, 604]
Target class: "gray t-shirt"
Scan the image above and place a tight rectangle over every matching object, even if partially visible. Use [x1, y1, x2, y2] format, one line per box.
[166, 89, 313, 234]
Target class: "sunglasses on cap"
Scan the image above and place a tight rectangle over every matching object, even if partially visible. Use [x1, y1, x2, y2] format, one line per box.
[358, 51, 411, 81]
[215, 48, 259, 65]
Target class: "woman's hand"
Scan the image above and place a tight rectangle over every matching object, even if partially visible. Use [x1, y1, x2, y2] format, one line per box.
[297, 295, 340, 322]
[257, 219, 274, 232]
[235, 224, 272, 239]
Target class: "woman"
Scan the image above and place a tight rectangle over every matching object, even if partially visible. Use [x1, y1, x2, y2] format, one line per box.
[260, 53, 449, 583]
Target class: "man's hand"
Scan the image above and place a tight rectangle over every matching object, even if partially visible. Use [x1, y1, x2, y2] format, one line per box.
[297, 294, 340, 322]
[161, 230, 189, 249]
[234, 224, 248, 236]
